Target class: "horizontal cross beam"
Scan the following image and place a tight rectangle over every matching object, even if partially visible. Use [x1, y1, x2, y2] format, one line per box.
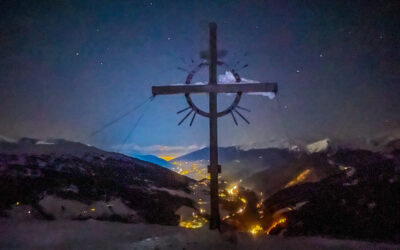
[152, 82, 277, 96]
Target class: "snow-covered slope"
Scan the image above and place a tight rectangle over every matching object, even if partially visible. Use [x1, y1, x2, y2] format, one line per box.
[370, 128, 400, 152]
[262, 148, 400, 243]
[0, 219, 398, 250]
[0, 138, 197, 225]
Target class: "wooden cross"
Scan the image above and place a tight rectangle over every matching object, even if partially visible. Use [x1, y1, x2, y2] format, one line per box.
[152, 22, 277, 230]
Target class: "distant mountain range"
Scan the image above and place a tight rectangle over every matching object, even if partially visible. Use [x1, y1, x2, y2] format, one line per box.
[172, 134, 400, 192]
[0, 137, 108, 156]
[171, 136, 400, 242]
[172, 145, 337, 194]
[173, 133, 400, 164]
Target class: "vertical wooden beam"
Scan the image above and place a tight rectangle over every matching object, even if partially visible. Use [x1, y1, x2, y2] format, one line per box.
[208, 22, 220, 230]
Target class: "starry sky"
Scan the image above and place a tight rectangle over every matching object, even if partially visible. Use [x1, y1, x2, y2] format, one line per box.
[0, 0, 399, 156]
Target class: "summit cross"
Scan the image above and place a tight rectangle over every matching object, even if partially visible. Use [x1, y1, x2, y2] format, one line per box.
[152, 22, 277, 230]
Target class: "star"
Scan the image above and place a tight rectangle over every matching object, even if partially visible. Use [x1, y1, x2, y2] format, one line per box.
[319, 53, 323, 58]
[296, 69, 300, 73]
[75, 52, 80, 56]
[167, 37, 171, 41]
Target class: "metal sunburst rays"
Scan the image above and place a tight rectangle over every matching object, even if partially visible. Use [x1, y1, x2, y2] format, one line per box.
[175, 56, 252, 126]
[177, 105, 251, 126]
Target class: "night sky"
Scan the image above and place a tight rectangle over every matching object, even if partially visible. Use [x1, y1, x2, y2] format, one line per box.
[0, 0, 399, 156]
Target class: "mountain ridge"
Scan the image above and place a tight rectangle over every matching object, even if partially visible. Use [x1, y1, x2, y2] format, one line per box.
[0, 137, 197, 225]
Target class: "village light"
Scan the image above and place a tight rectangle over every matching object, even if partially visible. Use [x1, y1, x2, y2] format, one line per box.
[249, 225, 263, 236]
[266, 217, 287, 235]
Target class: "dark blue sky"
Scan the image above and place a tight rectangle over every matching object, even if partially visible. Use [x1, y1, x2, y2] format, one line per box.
[0, 0, 399, 156]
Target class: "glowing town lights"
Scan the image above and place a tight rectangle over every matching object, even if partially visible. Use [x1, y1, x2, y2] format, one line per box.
[339, 165, 350, 171]
[249, 225, 263, 236]
[227, 185, 238, 195]
[179, 170, 189, 175]
[237, 208, 244, 214]
[197, 199, 207, 205]
[199, 208, 206, 214]
[240, 197, 247, 203]
[266, 217, 287, 235]
[16, 202, 20, 206]
[222, 215, 230, 220]
[284, 169, 311, 188]
[179, 215, 208, 229]
[171, 161, 211, 180]
[90, 208, 96, 211]
[199, 180, 208, 186]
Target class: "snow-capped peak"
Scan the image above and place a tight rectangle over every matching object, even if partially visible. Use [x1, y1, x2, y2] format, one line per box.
[0, 135, 17, 143]
[306, 138, 330, 153]
[36, 140, 56, 145]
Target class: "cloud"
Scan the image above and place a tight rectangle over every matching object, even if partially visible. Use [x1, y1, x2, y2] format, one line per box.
[112, 143, 205, 157]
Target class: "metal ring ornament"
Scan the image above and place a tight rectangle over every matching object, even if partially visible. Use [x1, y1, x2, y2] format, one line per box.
[184, 62, 242, 118]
